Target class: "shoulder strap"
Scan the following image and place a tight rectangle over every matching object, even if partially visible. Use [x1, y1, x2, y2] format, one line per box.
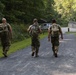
[6, 23, 10, 31]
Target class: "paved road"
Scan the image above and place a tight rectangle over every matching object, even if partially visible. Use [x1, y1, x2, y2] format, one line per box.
[0, 33, 76, 75]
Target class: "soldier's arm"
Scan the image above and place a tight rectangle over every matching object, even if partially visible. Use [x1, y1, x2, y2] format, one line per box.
[27, 27, 30, 32]
[27, 25, 32, 32]
[8, 24, 12, 39]
[48, 27, 51, 41]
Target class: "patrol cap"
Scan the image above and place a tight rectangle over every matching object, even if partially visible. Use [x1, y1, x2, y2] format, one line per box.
[2, 18, 6, 21]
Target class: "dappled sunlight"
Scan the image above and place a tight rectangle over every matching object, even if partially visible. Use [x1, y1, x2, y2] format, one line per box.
[59, 39, 74, 43]
[59, 64, 73, 69]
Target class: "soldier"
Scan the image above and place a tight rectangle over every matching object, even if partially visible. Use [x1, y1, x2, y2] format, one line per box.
[48, 19, 63, 57]
[27, 18, 42, 57]
[0, 18, 12, 57]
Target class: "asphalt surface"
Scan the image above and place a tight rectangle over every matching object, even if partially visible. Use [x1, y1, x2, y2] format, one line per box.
[0, 33, 76, 75]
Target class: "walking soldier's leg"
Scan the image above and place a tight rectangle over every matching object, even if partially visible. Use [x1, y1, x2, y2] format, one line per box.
[2, 44, 10, 57]
[31, 46, 35, 56]
[52, 44, 55, 55]
[54, 46, 58, 57]
[31, 37, 36, 56]
[35, 39, 40, 57]
[52, 37, 59, 57]
[1, 32, 10, 57]
[55, 46, 58, 53]
[35, 47, 39, 57]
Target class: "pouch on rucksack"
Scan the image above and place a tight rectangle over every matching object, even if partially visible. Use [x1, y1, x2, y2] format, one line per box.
[51, 24, 60, 37]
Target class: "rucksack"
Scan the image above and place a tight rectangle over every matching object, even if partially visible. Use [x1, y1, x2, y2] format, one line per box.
[30, 25, 40, 38]
[0, 23, 9, 33]
[50, 24, 60, 37]
[0, 23, 10, 39]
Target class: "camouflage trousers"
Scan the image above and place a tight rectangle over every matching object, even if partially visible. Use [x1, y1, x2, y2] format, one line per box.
[31, 36, 40, 56]
[0, 32, 11, 54]
[51, 36, 59, 54]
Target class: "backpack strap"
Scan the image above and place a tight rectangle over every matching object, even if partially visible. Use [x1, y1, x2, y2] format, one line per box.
[7, 23, 10, 31]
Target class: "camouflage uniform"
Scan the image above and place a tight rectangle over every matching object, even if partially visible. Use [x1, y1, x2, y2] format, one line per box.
[48, 23, 63, 57]
[28, 23, 41, 57]
[0, 23, 11, 57]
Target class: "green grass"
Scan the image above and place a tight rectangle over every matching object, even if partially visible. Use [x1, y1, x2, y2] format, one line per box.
[0, 32, 48, 57]
[66, 32, 76, 34]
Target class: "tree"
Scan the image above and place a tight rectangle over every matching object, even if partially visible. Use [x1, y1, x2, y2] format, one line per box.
[44, 0, 55, 22]
[0, 1, 5, 20]
[0, 0, 45, 23]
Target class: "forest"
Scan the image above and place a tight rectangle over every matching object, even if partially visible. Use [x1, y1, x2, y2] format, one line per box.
[0, 0, 76, 42]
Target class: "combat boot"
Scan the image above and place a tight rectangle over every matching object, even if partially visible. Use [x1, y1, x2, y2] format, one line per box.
[31, 52, 34, 56]
[3, 47, 8, 57]
[3, 51, 7, 57]
[54, 52, 58, 57]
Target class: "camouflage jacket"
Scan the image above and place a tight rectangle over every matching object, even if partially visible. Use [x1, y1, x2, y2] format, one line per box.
[28, 23, 40, 37]
[0, 23, 10, 33]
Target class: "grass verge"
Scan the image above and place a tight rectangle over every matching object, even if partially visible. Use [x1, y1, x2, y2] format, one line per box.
[0, 32, 48, 57]
[66, 31, 76, 34]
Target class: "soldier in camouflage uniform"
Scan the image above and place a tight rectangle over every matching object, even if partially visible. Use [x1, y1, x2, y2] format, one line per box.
[27, 18, 42, 57]
[0, 18, 12, 57]
[48, 19, 63, 57]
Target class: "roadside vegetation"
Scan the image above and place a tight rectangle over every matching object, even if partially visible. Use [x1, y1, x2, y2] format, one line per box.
[66, 32, 76, 34]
